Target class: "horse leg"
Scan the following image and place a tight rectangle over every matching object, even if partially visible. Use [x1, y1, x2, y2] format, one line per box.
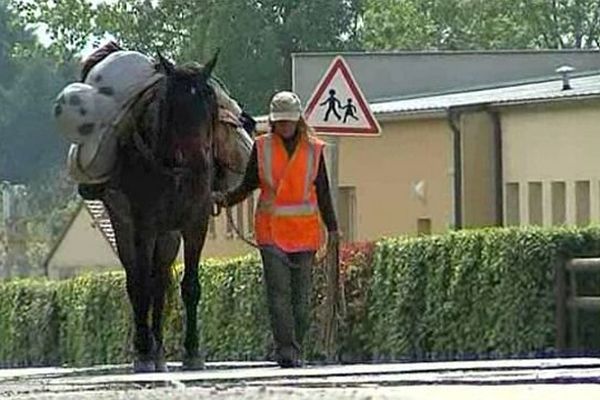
[127, 227, 158, 373]
[102, 191, 152, 371]
[181, 218, 210, 370]
[151, 231, 181, 373]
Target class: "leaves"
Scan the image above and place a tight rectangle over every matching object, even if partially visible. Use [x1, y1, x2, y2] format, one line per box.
[362, 0, 600, 50]
[3, 227, 600, 366]
[367, 226, 600, 361]
[11, 0, 362, 113]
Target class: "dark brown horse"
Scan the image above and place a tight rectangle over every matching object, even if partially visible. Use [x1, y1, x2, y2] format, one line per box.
[96, 51, 220, 372]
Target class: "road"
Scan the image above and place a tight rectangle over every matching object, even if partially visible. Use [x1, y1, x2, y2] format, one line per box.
[1, 358, 599, 399]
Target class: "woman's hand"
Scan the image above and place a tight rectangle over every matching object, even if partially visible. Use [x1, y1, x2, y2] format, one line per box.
[211, 191, 228, 208]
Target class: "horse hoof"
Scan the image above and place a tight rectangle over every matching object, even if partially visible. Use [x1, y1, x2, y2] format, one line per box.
[182, 356, 205, 371]
[155, 360, 169, 373]
[133, 360, 156, 373]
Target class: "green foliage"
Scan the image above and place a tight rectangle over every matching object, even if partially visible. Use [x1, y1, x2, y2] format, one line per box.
[0, 278, 60, 366]
[367, 226, 600, 361]
[3, 227, 600, 367]
[196, 256, 270, 361]
[0, 2, 78, 184]
[362, 0, 600, 51]
[0, 243, 374, 366]
[55, 272, 131, 366]
[14, 0, 95, 62]
[13, 0, 362, 114]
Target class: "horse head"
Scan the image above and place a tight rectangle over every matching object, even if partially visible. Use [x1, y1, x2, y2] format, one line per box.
[155, 50, 220, 168]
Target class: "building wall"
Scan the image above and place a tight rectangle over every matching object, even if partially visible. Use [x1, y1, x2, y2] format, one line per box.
[51, 98, 600, 277]
[460, 111, 499, 228]
[501, 100, 600, 227]
[337, 117, 455, 240]
[47, 208, 121, 279]
[182, 197, 256, 261]
[49, 199, 258, 279]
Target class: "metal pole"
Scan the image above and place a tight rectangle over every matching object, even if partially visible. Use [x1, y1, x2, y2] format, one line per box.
[329, 137, 340, 218]
[323, 136, 340, 362]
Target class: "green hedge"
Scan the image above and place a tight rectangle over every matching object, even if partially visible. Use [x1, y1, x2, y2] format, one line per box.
[2, 227, 600, 367]
[367, 226, 600, 361]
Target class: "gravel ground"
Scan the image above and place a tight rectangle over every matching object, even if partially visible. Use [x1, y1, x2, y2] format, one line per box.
[5, 384, 600, 400]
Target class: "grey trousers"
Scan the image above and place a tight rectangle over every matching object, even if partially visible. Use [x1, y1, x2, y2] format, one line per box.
[259, 246, 314, 362]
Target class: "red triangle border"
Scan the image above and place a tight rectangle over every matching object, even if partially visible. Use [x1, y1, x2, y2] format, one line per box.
[304, 56, 381, 136]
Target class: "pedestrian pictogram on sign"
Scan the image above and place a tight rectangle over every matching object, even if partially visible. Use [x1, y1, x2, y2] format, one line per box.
[304, 56, 381, 136]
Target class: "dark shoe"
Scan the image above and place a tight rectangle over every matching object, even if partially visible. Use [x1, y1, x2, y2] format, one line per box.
[276, 345, 303, 368]
[277, 358, 304, 368]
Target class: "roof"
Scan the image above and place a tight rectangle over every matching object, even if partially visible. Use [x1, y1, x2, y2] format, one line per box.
[292, 50, 600, 103]
[84, 200, 117, 252]
[370, 72, 600, 118]
[43, 200, 117, 273]
[254, 72, 600, 126]
[43, 202, 84, 273]
[293, 49, 600, 57]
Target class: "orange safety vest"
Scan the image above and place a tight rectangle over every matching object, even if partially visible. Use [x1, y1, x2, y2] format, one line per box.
[255, 132, 326, 252]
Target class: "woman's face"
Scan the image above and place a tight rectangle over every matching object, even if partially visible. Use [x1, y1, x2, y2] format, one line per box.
[272, 120, 297, 139]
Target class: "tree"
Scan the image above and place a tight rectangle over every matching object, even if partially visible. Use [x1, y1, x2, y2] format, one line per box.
[362, 0, 600, 50]
[14, 0, 95, 62]
[13, 0, 362, 113]
[0, 0, 38, 88]
[0, 1, 80, 272]
[520, 0, 600, 48]
[361, 0, 437, 50]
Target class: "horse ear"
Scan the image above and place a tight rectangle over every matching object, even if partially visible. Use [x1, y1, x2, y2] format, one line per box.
[202, 49, 220, 78]
[156, 50, 174, 75]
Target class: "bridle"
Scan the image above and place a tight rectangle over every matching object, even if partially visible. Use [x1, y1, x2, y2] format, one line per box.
[129, 74, 214, 193]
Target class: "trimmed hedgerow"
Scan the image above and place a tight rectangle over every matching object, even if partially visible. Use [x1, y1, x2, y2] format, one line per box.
[1, 226, 600, 367]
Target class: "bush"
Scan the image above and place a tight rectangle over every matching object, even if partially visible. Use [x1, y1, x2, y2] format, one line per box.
[367, 226, 600, 361]
[0, 278, 60, 367]
[2, 226, 600, 367]
[0, 243, 375, 367]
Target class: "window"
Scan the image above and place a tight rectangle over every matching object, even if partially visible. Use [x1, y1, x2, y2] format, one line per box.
[576, 181, 591, 226]
[505, 183, 520, 226]
[551, 182, 566, 226]
[528, 182, 543, 226]
[417, 218, 432, 235]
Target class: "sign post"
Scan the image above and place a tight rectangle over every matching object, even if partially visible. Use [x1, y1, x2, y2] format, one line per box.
[303, 55, 381, 362]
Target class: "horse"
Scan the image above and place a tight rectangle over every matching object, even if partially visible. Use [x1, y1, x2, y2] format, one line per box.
[96, 51, 227, 373]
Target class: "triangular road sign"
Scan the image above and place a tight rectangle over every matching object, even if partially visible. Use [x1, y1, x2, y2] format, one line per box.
[304, 56, 381, 136]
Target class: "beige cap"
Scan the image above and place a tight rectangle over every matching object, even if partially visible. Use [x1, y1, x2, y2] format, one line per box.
[269, 91, 302, 122]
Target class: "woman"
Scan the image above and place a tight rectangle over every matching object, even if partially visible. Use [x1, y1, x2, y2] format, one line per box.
[213, 90, 339, 368]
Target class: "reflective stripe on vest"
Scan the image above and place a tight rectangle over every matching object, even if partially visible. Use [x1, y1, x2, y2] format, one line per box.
[254, 133, 325, 251]
[261, 135, 319, 209]
[263, 135, 275, 190]
[258, 202, 318, 216]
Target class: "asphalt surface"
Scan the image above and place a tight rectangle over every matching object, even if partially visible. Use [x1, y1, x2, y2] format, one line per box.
[1, 359, 599, 399]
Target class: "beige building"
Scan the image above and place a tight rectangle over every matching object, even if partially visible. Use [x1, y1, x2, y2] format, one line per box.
[326, 72, 600, 240]
[45, 198, 258, 278]
[47, 51, 600, 277]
